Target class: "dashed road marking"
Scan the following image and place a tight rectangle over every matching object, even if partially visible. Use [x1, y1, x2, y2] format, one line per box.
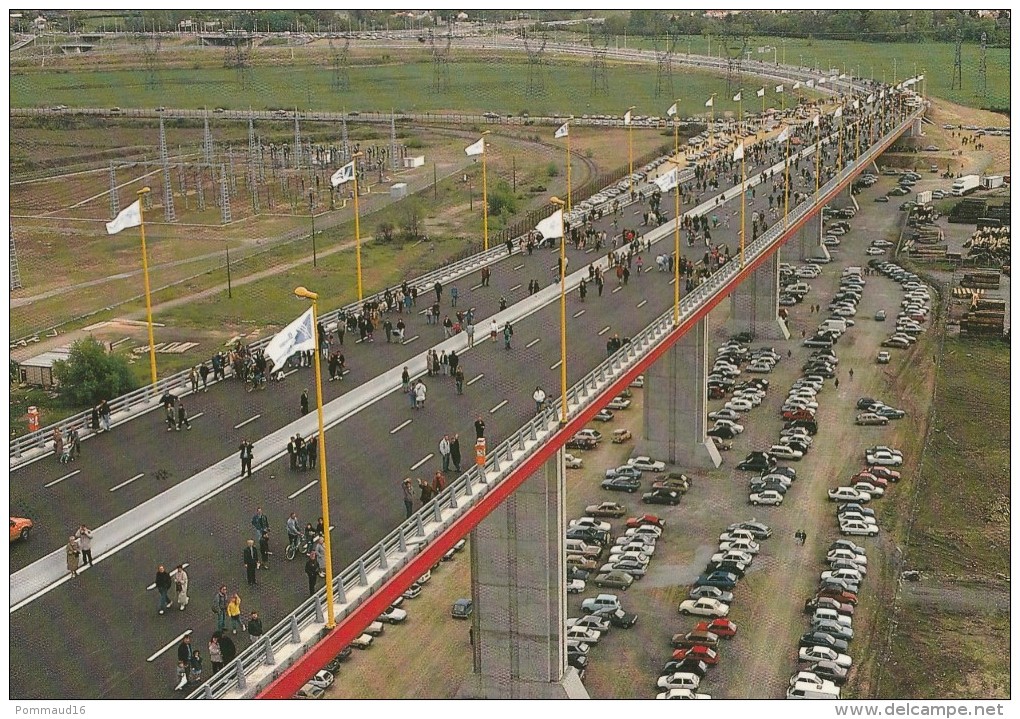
[489, 400, 509, 414]
[644, 266, 654, 273]
[526, 338, 541, 348]
[147, 629, 192, 662]
[288, 480, 318, 500]
[612, 286, 622, 294]
[470, 283, 483, 291]
[283, 368, 300, 378]
[402, 335, 419, 345]
[598, 326, 611, 336]
[467, 373, 484, 386]
[410, 453, 434, 471]
[45, 469, 80, 488]
[109, 473, 145, 493]
[513, 264, 524, 271]
[234, 414, 261, 430]
[190, 412, 204, 421]
[637, 300, 648, 309]
[390, 419, 412, 434]
[573, 309, 586, 318]
[509, 284, 522, 292]
[551, 360, 563, 370]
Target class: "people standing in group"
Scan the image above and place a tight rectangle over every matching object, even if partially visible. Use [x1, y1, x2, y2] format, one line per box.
[66, 535, 80, 578]
[418, 478, 433, 506]
[287, 436, 298, 470]
[173, 563, 189, 610]
[251, 507, 269, 542]
[213, 585, 229, 632]
[226, 593, 244, 634]
[286, 512, 301, 553]
[439, 435, 451, 473]
[475, 416, 486, 439]
[75, 525, 93, 568]
[305, 553, 319, 596]
[259, 529, 271, 570]
[69, 427, 81, 459]
[247, 611, 264, 644]
[239, 440, 254, 478]
[503, 322, 514, 350]
[306, 434, 318, 470]
[414, 380, 427, 410]
[455, 367, 465, 395]
[208, 635, 223, 674]
[300, 389, 310, 416]
[154, 564, 172, 613]
[175, 636, 193, 691]
[199, 362, 210, 391]
[176, 400, 191, 430]
[450, 434, 462, 473]
[99, 400, 111, 432]
[402, 478, 414, 518]
[189, 366, 199, 393]
[189, 649, 203, 685]
[243, 539, 260, 586]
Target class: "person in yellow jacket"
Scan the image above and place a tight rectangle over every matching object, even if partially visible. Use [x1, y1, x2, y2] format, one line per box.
[226, 593, 244, 634]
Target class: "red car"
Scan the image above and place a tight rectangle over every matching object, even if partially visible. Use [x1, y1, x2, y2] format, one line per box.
[815, 587, 858, 606]
[851, 472, 888, 489]
[671, 645, 719, 665]
[866, 466, 900, 482]
[694, 618, 737, 639]
[626, 514, 665, 529]
[782, 408, 816, 421]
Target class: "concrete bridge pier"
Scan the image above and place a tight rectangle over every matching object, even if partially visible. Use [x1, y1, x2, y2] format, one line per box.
[729, 253, 791, 341]
[458, 448, 588, 699]
[636, 316, 722, 470]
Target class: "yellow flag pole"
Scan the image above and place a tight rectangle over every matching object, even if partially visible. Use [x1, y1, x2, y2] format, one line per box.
[673, 163, 681, 326]
[740, 149, 746, 267]
[136, 187, 158, 386]
[481, 131, 490, 251]
[815, 114, 821, 199]
[566, 123, 572, 213]
[353, 153, 363, 302]
[550, 196, 568, 425]
[783, 130, 791, 229]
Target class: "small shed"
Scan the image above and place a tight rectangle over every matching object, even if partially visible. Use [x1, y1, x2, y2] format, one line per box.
[19, 348, 71, 388]
[390, 182, 408, 199]
[403, 155, 425, 169]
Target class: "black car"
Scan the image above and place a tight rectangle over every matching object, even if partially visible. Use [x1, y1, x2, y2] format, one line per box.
[727, 520, 772, 539]
[837, 503, 875, 519]
[567, 566, 590, 582]
[601, 476, 641, 493]
[695, 571, 739, 590]
[807, 661, 850, 685]
[856, 397, 879, 410]
[736, 452, 776, 472]
[782, 439, 810, 454]
[749, 480, 788, 495]
[873, 406, 906, 419]
[784, 419, 818, 435]
[643, 488, 681, 505]
[764, 466, 797, 482]
[600, 607, 638, 628]
[707, 426, 737, 440]
[661, 658, 709, 679]
[710, 560, 747, 578]
[567, 652, 589, 672]
[566, 437, 596, 450]
[566, 527, 611, 546]
[799, 631, 849, 653]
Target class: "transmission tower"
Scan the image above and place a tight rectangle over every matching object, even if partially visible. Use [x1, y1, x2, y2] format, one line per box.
[523, 28, 547, 95]
[589, 24, 609, 96]
[219, 164, 232, 224]
[224, 34, 253, 88]
[724, 35, 749, 94]
[203, 113, 214, 164]
[158, 117, 176, 222]
[292, 110, 303, 169]
[330, 36, 351, 92]
[247, 116, 257, 186]
[978, 32, 988, 102]
[429, 21, 452, 93]
[951, 30, 963, 90]
[390, 113, 399, 171]
[109, 162, 120, 218]
[10, 221, 22, 291]
[142, 34, 162, 90]
[227, 147, 237, 196]
[341, 112, 351, 160]
[654, 28, 682, 98]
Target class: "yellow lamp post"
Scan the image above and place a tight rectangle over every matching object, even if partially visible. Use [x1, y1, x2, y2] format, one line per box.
[136, 187, 158, 386]
[294, 285, 337, 629]
[351, 152, 364, 302]
[625, 106, 636, 194]
[549, 197, 568, 424]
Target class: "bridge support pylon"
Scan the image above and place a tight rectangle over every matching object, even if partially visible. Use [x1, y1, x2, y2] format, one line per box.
[458, 448, 589, 699]
[794, 213, 830, 263]
[636, 316, 722, 469]
[730, 253, 791, 340]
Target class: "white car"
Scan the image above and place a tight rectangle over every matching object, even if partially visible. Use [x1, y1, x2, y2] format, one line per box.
[852, 481, 883, 497]
[609, 544, 654, 559]
[821, 568, 864, 584]
[625, 524, 663, 539]
[778, 434, 812, 448]
[565, 626, 601, 644]
[630, 375, 645, 388]
[708, 408, 740, 421]
[307, 669, 335, 689]
[758, 473, 793, 488]
[363, 621, 385, 636]
[567, 615, 611, 633]
[734, 390, 765, 406]
[866, 449, 903, 466]
[830, 558, 867, 576]
[718, 529, 757, 544]
[610, 550, 652, 566]
[866, 247, 886, 256]
[713, 419, 744, 434]
[566, 579, 586, 594]
[769, 445, 803, 461]
[827, 549, 867, 566]
[711, 550, 754, 566]
[746, 362, 774, 373]
[839, 512, 877, 526]
[580, 594, 620, 614]
[718, 539, 760, 555]
[749, 490, 784, 506]
[840, 519, 879, 536]
[678, 597, 730, 617]
[350, 633, 374, 649]
[628, 456, 666, 472]
[601, 560, 647, 578]
[568, 517, 612, 532]
[656, 672, 702, 691]
[656, 688, 712, 699]
[828, 487, 871, 503]
[799, 645, 853, 668]
[607, 397, 632, 410]
[724, 398, 754, 412]
[378, 606, 408, 624]
[564, 453, 584, 469]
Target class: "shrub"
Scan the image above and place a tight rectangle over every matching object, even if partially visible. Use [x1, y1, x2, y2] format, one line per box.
[51, 338, 138, 406]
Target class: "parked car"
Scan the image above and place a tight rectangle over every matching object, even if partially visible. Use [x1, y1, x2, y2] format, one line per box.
[689, 585, 734, 603]
[726, 520, 772, 539]
[605, 465, 643, 480]
[593, 571, 635, 590]
[749, 489, 784, 506]
[694, 571, 738, 590]
[643, 489, 681, 505]
[580, 594, 621, 614]
[601, 476, 641, 493]
[628, 456, 666, 472]
[671, 645, 719, 665]
[611, 428, 633, 443]
[626, 514, 665, 529]
[451, 598, 473, 619]
[694, 618, 737, 639]
[9, 517, 32, 543]
[855, 412, 888, 426]
[378, 606, 408, 624]
[593, 409, 615, 422]
[564, 453, 584, 469]
[585, 501, 626, 518]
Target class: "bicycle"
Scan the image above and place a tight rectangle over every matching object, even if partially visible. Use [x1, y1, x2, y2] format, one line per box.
[245, 372, 267, 393]
[285, 535, 314, 561]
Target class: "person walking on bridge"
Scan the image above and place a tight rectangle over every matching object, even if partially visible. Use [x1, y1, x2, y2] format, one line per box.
[402, 478, 414, 519]
[173, 564, 189, 610]
[450, 434, 462, 473]
[75, 525, 94, 568]
[439, 435, 452, 472]
[154, 564, 171, 613]
[243, 539, 260, 586]
[304, 553, 319, 596]
[300, 389, 310, 416]
[533, 386, 547, 413]
[239, 440, 254, 478]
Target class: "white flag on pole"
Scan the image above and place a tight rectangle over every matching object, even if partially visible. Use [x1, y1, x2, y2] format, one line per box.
[106, 200, 142, 235]
[732, 142, 744, 162]
[264, 307, 316, 370]
[464, 137, 485, 156]
[776, 126, 790, 143]
[839, 73, 848, 79]
[732, 91, 742, 102]
[653, 167, 679, 192]
[623, 110, 633, 126]
[813, 114, 820, 128]
[918, 74, 925, 81]
[866, 93, 875, 104]
[330, 161, 355, 187]
[833, 106, 843, 119]
[705, 96, 714, 108]
[853, 100, 860, 110]
[535, 209, 564, 240]
[775, 84, 784, 94]
[756, 87, 765, 98]
[666, 102, 678, 117]
[806, 80, 815, 88]
[554, 122, 569, 139]
[793, 81, 802, 90]
[817, 77, 826, 85]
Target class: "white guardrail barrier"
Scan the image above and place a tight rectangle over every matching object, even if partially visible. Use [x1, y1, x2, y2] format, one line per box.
[190, 110, 921, 699]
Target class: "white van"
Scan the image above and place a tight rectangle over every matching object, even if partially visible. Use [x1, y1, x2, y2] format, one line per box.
[842, 266, 864, 277]
[786, 282, 811, 295]
[818, 319, 847, 334]
[787, 684, 840, 699]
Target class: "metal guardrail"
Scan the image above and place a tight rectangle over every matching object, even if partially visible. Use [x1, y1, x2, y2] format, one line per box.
[9, 150, 671, 468]
[190, 109, 921, 699]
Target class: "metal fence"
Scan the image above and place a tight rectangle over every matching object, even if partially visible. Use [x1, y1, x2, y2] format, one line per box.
[189, 109, 920, 699]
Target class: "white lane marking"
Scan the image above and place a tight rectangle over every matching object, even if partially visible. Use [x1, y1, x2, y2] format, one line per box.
[551, 360, 563, 370]
[489, 399, 509, 414]
[470, 283, 483, 291]
[669, 278, 677, 285]
[109, 473, 145, 493]
[410, 453, 434, 471]
[509, 284, 522, 292]
[573, 309, 586, 318]
[418, 308, 428, 315]
[190, 412, 204, 421]
[45, 469, 80, 488]
[390, 419, 412, 434]
[526, 338, 541, 348]
[147, 629, 192, 662]
[403, 335, 419, 345]
[585, 248, 594, 254]
[637, 300, 648, 309]
[513, 264, 524, 271]
[283, 368, 300, 378]
[466, 373, 484, 386]
[234, 414, 261, 430]
[147, 563, 190, 590]
[612, 286, 622, 294]
[644, 266, 654, 273]
[288, 480, 318, 500]
[598, 326, 611, 336]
